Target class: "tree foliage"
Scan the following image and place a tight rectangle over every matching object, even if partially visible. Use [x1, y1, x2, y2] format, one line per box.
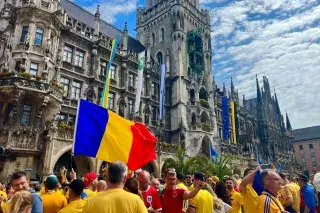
[162, 146, 235, 180]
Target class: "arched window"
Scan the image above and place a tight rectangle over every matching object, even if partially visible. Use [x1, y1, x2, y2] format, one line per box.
[190, 89, 195, 101]
[156, 51, 163, 65]
[160, 27, 165, 42]
[200, 112, 209, 124]
[199, 88, 208, 101]
[151, 33, 155, 46]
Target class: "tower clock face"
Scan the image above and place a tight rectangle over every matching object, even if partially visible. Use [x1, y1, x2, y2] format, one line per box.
[187, 29, 204, 76]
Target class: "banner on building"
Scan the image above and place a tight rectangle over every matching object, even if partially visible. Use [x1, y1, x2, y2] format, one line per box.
[159, 64, 166, 120]
[231, 101, 237, 144]
[100, 36, 120, 108]
[222, 96, 229, 141]
[134, 51, 145, 116]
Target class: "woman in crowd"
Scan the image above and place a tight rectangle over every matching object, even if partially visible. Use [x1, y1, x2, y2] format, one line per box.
[9, 190, 34, 213]
[124, 177, 143, 200]
[215, 182, 231, 205]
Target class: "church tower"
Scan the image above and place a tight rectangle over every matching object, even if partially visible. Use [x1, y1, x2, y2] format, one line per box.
[137, 0, 218, 157]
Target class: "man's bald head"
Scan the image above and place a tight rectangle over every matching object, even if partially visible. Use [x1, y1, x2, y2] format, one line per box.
[150, 178, 161, 191]
[138, 170, 151, 191]
[96, 180, 107, 192]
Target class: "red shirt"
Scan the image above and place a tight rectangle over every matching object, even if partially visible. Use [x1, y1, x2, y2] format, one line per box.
[160, 187, 185, 213]
[142, 186, 162, 210]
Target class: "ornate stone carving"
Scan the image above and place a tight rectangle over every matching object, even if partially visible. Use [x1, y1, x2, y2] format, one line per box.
[84, 85, 96, 103]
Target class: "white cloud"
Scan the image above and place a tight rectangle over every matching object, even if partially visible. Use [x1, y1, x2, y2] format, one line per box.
[210, 0, 320, 129]
[85, 0, 138, 24]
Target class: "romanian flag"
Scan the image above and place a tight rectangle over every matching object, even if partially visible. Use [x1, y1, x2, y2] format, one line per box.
[73, 99, 158, 170]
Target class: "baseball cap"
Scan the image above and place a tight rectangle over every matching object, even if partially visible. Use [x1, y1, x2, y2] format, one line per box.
[84, 172, 97, 187]
[69, 179, 85, 196]
[44, 175, 59, 190]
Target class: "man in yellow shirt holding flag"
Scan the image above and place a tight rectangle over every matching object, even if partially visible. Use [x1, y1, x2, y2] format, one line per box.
[257, 170, 286, 213]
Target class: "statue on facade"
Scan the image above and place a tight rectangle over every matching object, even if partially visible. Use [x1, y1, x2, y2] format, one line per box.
[24, 32, 32, 50]
[20, 51, 29, 72]
[43, 55, 50, 73]
[45, 38, 52, 55]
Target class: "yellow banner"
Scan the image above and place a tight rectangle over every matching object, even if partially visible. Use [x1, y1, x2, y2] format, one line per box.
[231, 101, 237, 144]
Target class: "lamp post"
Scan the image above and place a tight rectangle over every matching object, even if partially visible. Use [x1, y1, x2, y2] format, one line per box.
[157, 119, 164, 177]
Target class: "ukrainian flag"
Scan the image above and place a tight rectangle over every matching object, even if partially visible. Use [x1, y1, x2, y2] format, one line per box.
[73, 99, 158, 170]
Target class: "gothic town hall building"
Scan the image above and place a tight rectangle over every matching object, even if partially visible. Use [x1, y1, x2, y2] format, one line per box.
[0, 0, 295, 180]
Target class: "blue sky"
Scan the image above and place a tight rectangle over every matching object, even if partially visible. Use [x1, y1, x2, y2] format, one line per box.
[74, 0, 320, 129]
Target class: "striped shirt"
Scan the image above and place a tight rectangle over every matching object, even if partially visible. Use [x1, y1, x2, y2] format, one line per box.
[257, 191, 285, 213]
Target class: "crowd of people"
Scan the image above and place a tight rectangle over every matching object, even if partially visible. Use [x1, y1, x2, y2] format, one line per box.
[0, 161, 319, 213]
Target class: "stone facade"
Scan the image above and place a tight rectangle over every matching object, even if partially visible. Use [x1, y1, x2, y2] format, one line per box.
[137, 0, 219, 159]
[293, 126, 320, 175]
[213, 76, 296, 169]
[0, 0, 296, 181]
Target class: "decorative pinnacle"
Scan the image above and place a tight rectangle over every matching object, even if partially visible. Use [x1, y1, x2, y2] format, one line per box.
[95, 5, 100, 17]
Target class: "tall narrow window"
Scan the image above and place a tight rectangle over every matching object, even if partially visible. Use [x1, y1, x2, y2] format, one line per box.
[151, 33, 155, 46]
[21, 104, 31, 125]
[29, 63, 38, 76]
[63, 46, 73, 63]
[71, 81, 81, 100]
[34, 27, 44, 46]
[156, 52, 163, 65]
[151, 82, 157, 96]
[68, 115, 76, 125]
[75, 50, 84, 67]
[108, 92, 114, 110]
[152, 106, 157, 121]
[160, 27, 165, 42]
[128, 99, 134, 115]
[110, 65, 116, 80]
[100, 61, 107, 75]
[20, 26, 29, 43]
[60, 77, 70, 97]
[129, 73, 134, 87]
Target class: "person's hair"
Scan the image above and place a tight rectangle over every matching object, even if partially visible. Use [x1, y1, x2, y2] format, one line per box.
[215, 182, 231, 205]
[33, 184, 42, 192]
[10, 171, 27, 183]
[0, 206, 3, 213]
[261, 169, 272, 183]
[124, 177, 139, 195]
[244, 168, 254, 177]
[212, 191, 223, 210]
[177, 173, 185, 181]
[107, 161, 127, 184]
[224, 177, 234, 183]
[70, 179, 85, 196]
[10, 190, 33, 213]
[278, 172, 286, 179]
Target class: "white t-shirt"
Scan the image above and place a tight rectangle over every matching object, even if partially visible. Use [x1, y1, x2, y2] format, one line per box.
[214, 202, 232, 213]
[313, 172, 320, 192]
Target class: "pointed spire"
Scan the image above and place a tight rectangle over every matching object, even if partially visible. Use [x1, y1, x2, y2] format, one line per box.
[223, 83, 226, 96]
[256, 74, 262, 104]
[95, 5, 100, 19]
[274, 89, 281, 114]
[124, 22, 128, 33]
[231, 77, 234, 93]
[286, 112, 292, 131]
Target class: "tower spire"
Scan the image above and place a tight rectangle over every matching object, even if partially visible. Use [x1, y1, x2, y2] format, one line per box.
[256, 74, 262, 104]
[286, 112, 292, 131]
[223, 83, 226, 96]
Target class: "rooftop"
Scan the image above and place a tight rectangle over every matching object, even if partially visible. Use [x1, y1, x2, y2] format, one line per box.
[292, 125, 320, 142]
[60, 0, 145, 53]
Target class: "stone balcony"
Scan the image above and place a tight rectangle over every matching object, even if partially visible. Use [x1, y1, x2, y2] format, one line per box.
[0, 76, 63, 101]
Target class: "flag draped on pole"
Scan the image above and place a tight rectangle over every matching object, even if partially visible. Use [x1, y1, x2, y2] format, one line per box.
[159, 64, 166, 120]
[73, 100, 158, 171]
[100, 36, 120, 108]
[209, 143, 219, 163]
[134, 51, 145, 115]
[230, 101, 237, 144]
[222, 96, 229, 141]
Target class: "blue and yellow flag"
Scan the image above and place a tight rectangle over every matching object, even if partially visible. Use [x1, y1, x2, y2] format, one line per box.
[100, 36, 120, 108]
